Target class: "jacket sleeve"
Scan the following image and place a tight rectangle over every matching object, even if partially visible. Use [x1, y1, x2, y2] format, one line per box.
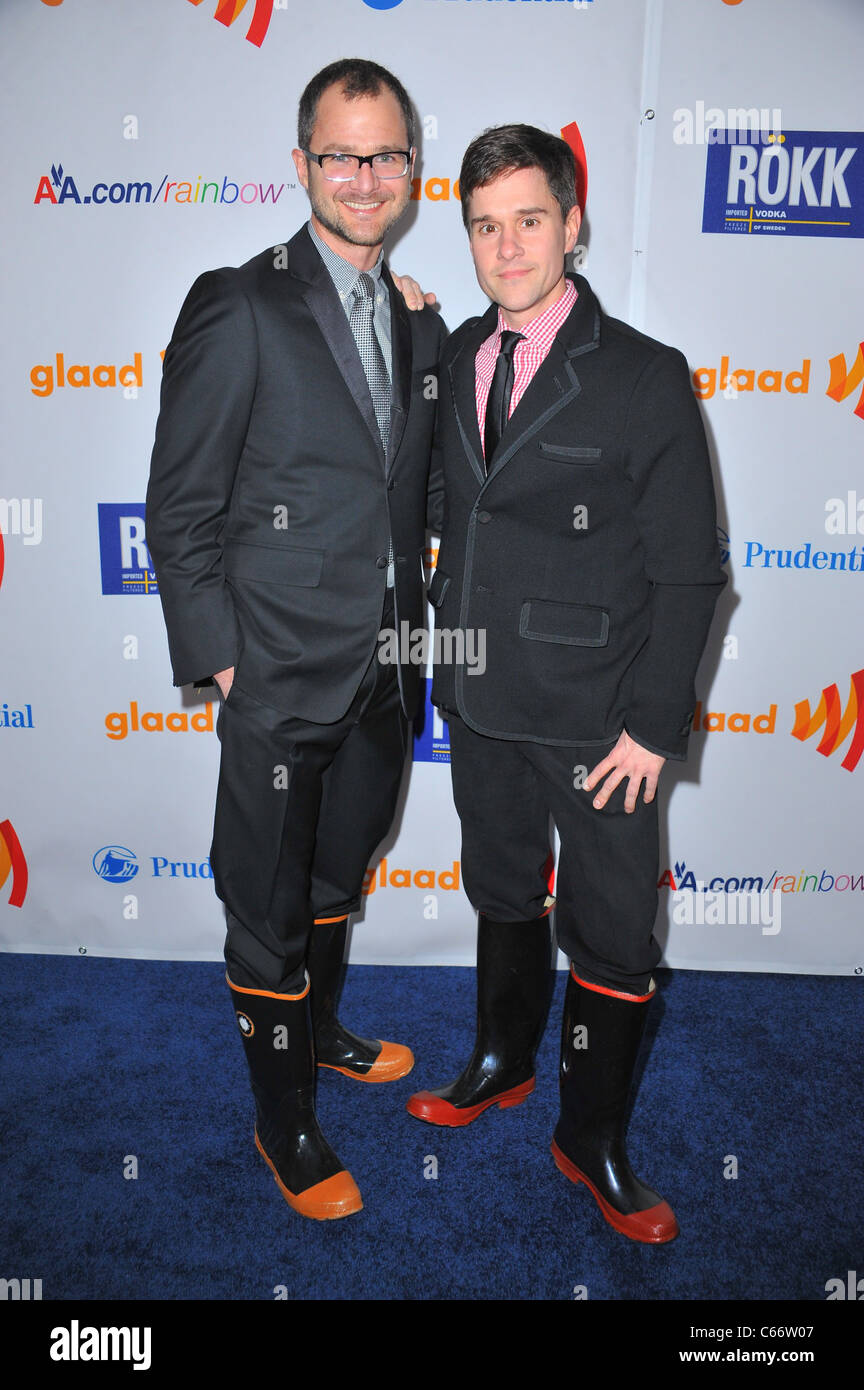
[145, 269, 257, 687]
[621, 346, 727, 759]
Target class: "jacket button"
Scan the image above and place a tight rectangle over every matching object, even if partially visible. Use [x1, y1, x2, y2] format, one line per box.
[477, 510, 492, 524]
[376, 555, 388, 569]
[387, 479, 395, 491]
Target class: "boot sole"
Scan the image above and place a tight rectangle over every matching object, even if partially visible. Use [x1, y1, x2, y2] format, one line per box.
[405, 1077, 535, 1126]
[254, 1131, 363, 1220]
[550, 1139, 679, 1244]
[317, 1041, 414, 1083]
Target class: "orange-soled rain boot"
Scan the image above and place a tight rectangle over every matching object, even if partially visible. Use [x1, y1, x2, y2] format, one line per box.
[308, 917, 413, 1082]
[228, 973, 362, 1220]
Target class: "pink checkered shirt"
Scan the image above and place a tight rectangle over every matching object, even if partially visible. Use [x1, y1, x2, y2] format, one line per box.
[475, 277, 578, 455]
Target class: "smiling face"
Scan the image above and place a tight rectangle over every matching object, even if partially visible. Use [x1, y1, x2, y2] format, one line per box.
[292, 82, 414, 270]
[466, 165, 581, 330]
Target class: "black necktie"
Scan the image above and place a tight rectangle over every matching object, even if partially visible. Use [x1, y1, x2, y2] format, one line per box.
[484, 330, 523, 469]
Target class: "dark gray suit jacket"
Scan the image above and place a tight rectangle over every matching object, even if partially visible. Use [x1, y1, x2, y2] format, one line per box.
[427, 274, 726, 759]
[147, 226, 445, 722]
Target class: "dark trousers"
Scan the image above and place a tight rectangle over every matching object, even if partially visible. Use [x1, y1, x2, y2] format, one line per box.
[211, 596, 406, 994]
[446, 713, 661, 994]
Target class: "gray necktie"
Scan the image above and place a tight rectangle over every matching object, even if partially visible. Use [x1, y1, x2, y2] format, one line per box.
[349, 272, 394, 586]
[349, 272, 391, 453]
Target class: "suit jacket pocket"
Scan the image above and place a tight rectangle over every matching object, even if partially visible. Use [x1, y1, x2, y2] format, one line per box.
[427, 568, 451, 608]
[223, 540, 324, 587]
[519, 599, 609, 647]
[538, 442, 602, 461]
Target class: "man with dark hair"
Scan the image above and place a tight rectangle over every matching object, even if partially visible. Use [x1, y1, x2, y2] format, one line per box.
[147, 59, 444, 1221]
[409, 124, 725, 1243]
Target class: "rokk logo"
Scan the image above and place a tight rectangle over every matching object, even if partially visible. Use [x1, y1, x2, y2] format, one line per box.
[98, 505, 159, 596]
[702, 130, 863, 238]
[0, 820, 28, 908]
[791, 669, 864, 773]
[186, 0, 274, 48]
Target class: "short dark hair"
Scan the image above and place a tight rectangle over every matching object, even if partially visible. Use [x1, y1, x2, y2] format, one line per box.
[297, 59, 416, 152]
[459, 124, 578, 229]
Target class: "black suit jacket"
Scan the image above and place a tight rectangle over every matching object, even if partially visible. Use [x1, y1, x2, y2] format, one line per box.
[428, 274, 726, 759]
[147, 226, 445, 722]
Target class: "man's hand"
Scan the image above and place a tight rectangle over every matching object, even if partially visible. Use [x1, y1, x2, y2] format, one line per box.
[391, 272, 437, 311]
[583, 731, 665, 813]
[213, 667, 234, 700]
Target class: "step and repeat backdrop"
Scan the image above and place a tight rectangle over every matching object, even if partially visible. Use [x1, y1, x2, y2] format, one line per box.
[1, 0, 861, 975]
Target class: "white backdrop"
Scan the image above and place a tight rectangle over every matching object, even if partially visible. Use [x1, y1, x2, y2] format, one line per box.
[1, 0, 861, 976]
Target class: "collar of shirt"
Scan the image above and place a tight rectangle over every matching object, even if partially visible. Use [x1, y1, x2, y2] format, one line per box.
[307, 220, 385, 305]
[475, 277, 578, 439]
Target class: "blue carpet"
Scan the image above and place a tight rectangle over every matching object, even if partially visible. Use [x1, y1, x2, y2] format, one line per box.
[0, 955, 860, 1302]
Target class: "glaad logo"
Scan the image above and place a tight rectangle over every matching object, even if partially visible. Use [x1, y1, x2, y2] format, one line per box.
[30, 353, 142, 397]
[186, 0, 274, 48]
[105, 702, 215, 740]
[98, 505, 159, 596]
[827, 341, 864, 421]
[362, 858, 460, 895]
[0, 820, 28, 908]
[791, 669, 864, 773]
[93, 846, 139, 884]
[702, 130, 863, 238]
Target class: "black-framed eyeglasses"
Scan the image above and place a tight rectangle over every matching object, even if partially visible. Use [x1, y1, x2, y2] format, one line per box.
[302, 150, 413, 181]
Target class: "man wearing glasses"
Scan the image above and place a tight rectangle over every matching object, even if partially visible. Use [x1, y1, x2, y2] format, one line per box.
[147, 60, 443, 1220]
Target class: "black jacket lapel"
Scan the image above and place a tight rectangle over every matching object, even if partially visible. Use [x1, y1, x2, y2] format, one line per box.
[447, 304, 497, 485]
[286, 227, 385, 460]
[383, 262, 412, 473]
[486, 275, 601, 481]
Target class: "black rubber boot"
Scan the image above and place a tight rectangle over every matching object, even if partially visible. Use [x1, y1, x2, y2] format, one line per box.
[307, 919, 413, 1082]
[550, 965, 678, 1243]
[406, 913, 554, 1125]
[227, 973, 362, 1219]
